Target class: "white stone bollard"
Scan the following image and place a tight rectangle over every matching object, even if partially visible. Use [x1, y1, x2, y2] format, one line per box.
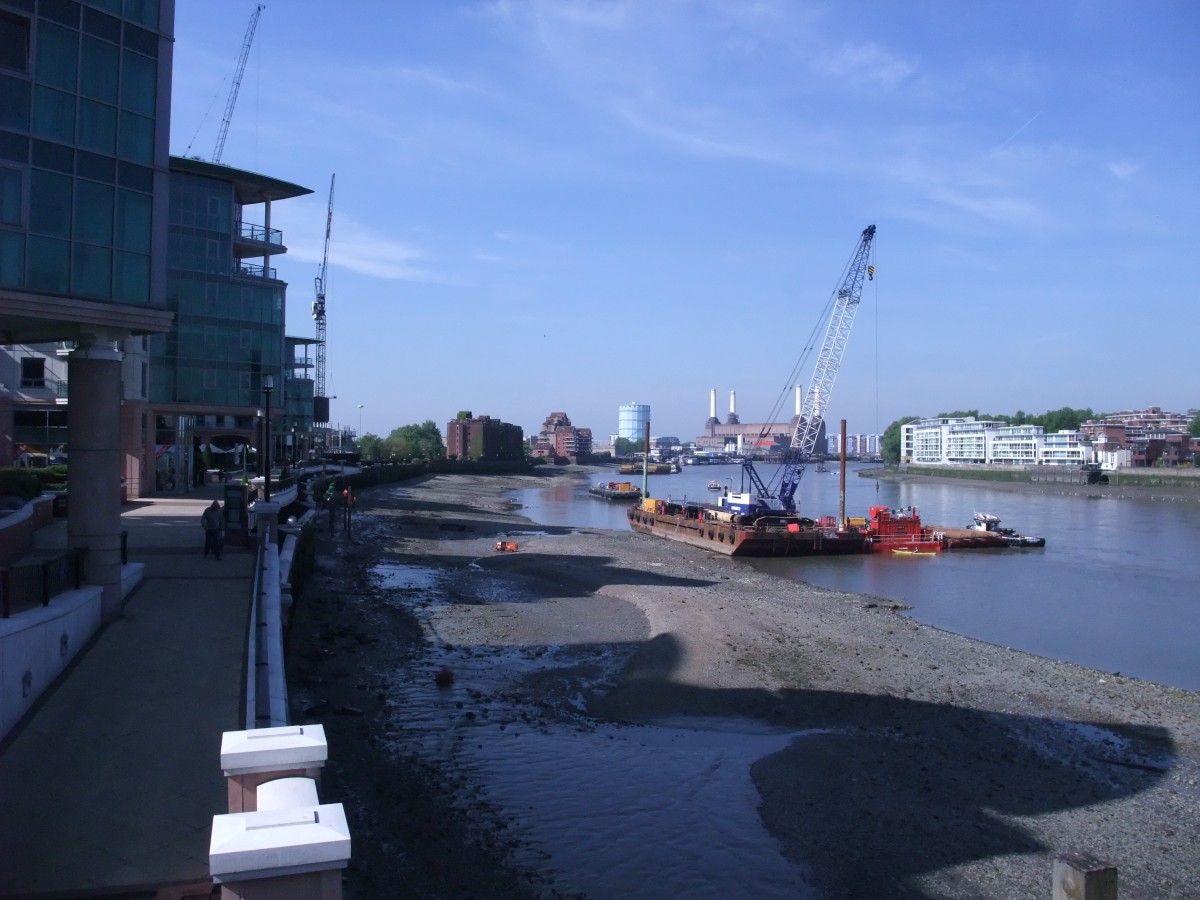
[221, 724, 327, 813]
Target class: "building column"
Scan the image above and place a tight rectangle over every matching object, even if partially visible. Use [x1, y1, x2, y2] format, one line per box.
[67, 332, 125, 622]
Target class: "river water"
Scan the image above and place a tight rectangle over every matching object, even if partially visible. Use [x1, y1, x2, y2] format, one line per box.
[509, 464, 1200, 691]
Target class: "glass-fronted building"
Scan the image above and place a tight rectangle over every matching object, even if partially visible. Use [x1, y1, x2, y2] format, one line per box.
[148, 156, 311, 491]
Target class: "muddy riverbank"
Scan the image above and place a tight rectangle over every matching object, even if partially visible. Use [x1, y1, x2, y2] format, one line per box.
[286, 470, 1199, 898]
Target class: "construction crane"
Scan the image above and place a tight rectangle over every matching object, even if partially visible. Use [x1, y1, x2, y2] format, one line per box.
[213, 4, 264, 163]
[739, 224, 877, 516]
[312, 174, 335, 424]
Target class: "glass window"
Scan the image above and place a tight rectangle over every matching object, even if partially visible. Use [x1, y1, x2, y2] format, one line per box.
[0, 11, 30, 73]
[20, 357, 45, 387]
[113, 248, 148, 303]
[119, 48, 154, 116]
[38, 0, 80, 29]
[0, 166, 20, 224]
[74, 178, 112, 243]
[117, 159, 151, 191]
[0, 74, 30, 130]
[0, 229, 24, 287]
[82, 6, 121, 43]
[125, 0, 159, 31]
[80, 35, 118, 102]
[77, 149, 115, 182]
[31, 84, 74, 143]
[34, 22, 77, 91]
[117, 110, 151, 163]
[90, 0, 122, 16]
[77, 98, 115, 153]
[71, 240, 110, 297]
[31, 138, 73, 171]
[26, 234, 69, 292]
[121, 22, 156, 58]
[0, 130, 28, 163]
[115, 187, 149, 251]
[29, 168, 71, 236]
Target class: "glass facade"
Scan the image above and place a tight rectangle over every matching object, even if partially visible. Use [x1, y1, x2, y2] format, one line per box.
[0, 0, 159, 301]
[156, 171, 284, 409]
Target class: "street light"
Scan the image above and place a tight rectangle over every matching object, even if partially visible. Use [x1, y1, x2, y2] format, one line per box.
[357, 404, 364, 441]
[263, 374, 274, 502]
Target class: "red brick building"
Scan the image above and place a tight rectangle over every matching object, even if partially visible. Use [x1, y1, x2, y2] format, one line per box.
[531, 412, 592, 458]
[445, 412, 524, 461]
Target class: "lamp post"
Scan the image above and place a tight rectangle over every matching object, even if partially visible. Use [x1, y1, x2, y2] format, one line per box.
[291, 426, 297, 467]
[263, 374, 274, 502]
[357, 404, 364, 442]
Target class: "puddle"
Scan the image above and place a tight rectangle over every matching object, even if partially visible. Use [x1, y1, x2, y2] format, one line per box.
[373, 564, 441, 591]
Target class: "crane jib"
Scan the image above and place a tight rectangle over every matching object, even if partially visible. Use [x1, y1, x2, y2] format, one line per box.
[740, 224, 876, 516]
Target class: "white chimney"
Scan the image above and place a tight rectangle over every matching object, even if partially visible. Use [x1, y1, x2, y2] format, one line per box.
[730, 390, 737, 415]
[795, 384, 802, 415]
[709, 388, 716, 419]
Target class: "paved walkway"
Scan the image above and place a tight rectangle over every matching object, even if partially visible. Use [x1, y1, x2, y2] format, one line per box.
[0, 484, 255, 898]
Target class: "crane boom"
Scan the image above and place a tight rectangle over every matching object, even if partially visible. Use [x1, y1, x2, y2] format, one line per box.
[742, 224, 876, 515]
[313, 174, 335, 410]
[213, 4, 264, 163]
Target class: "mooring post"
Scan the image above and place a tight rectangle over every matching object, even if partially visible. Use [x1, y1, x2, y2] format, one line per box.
[1053, 853, 1118, 900]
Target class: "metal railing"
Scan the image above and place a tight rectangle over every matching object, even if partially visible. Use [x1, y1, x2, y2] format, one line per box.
[1, 548, 88, 618]
[236, 262, 278, 280]
[238, 222, 284, 245]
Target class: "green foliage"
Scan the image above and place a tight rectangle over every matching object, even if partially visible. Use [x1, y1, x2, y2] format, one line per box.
[934, 407, 1096, 433]
[386, 420, 446, 461]
[0, 469, 45, 500]
[614, 437, 644, 456]
[881, 416, 920, 464]
[357, 433, 386, 461]
[457, 410, 473, 420]
[1188, 412, 1200, 438]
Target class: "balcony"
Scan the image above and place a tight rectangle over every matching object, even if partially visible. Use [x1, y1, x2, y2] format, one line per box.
[234, 261, 279, 281]
[233, 221, 287, 256]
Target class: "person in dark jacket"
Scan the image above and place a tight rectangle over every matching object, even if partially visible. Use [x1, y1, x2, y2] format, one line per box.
[201, 500, 224, 560]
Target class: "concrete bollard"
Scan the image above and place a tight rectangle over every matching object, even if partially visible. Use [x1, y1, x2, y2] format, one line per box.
[221, 724, 327, 813]
[1053, 853, 1118, 900]
[209, 803, 351, 900]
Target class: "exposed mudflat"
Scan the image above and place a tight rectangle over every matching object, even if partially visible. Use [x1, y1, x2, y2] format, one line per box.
[286, 470, 1200, 899]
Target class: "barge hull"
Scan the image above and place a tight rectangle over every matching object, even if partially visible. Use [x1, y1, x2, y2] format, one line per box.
[628, 508, 866, 557]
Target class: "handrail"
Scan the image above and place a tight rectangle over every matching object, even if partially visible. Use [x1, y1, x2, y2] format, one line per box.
[236, 261, 278, 280]
[238, 222, 284, 245]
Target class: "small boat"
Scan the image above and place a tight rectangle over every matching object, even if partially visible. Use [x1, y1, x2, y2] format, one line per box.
[968, 513, 1046, 548]
[707, 480, 722, 491]
[892, 548, 937, 557]
[494, 541, 519, 552]
[589, 481, 643, 501]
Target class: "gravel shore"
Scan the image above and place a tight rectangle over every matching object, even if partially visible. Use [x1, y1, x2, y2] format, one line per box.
[286, 469, 1199, 899]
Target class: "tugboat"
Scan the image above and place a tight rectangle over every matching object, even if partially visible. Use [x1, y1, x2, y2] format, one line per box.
[968, 512, 1046, 548]
[864, 506, 944, 554]
[707, 480, 722, 491]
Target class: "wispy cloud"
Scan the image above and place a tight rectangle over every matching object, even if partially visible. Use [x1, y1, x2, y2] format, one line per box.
[276, 200, 434, 282]
[814, 41, 918, 89]
[1107, 160, 1141, 179]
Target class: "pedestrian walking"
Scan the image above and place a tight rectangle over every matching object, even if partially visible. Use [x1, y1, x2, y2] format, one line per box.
[201, 500, 224, 560]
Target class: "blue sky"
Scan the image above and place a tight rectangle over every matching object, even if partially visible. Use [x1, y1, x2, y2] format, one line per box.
[170, 1, 1199, 442]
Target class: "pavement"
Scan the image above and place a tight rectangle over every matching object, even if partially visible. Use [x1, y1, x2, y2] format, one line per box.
[0, 483, 255, 898]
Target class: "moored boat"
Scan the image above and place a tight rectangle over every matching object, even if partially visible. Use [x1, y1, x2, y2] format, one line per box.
[707, 480, 722, 491]
[589, 481, 643, 501]
[864, 506, 944, 554]
[967, 512, 1047, 548]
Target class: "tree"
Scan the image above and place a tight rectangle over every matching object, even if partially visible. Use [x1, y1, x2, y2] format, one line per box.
[881, 416, 920, 464]
[1189, 412, 1200, 438]
[387, 421, 446, 461]
[358, 433, 386, 461]
[614, 437, 644, 457]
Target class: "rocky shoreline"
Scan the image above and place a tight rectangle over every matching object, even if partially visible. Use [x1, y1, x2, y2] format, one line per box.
[285, 470, 1199, 898]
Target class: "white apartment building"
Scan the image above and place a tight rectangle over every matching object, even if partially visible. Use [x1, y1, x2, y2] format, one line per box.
[901, 417, 1094, 466]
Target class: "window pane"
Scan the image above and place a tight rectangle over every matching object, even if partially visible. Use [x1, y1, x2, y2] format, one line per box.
[29, 168, 71, 236]
[114, 248, 148, 303]
[38, 0, 79, 28]
[26, 234, 69, 292]
[72, 241, 111, 297]
[80, 35, 118, 103]
[0, 11, 31, 73]
[0, 229, 24, 287]
[74, 178, 112, 243]
[0, 74, 30, 130]
[77, 98, 115, 153]
[31, 138, 72, 171]
[0, 130, 28, 163]
[35, 22, 77, 91]
[115, 186, 149, 251]
[90, 0, 121, 16]
[31, 85, 75, 143]
[82, 6, 121, 43]
[120, 48, 154, 116]
[123, 0, 158, 34]
[0, 166, 21, 224]
[121, 22, 156, 58]
[77, 149, 115, 182]
[117, 110, 151, 163]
